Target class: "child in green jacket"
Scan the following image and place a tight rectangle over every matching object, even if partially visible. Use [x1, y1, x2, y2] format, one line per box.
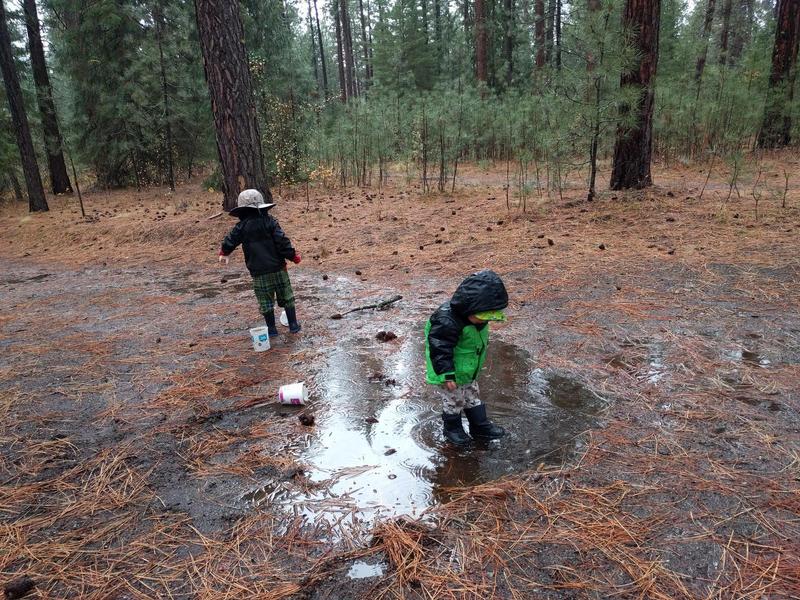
[424, 270, 508, 445]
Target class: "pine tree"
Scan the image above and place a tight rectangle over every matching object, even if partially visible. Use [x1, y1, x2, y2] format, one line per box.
[194, 0, 269, 208]
[0, 0, 47, 211]
[22, 0, 72, 194]
[757, 0, 800, 148]
[610, 0, 661, 190]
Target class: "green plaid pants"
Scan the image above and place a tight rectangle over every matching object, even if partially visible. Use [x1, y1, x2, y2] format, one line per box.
[252, 270, 295, 314]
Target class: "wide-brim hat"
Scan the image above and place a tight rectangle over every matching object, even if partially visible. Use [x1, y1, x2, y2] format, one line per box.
[228, 188, 275, 216]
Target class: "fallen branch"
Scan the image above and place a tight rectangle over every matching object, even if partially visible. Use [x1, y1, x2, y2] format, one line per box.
[330, 295, 402, 319]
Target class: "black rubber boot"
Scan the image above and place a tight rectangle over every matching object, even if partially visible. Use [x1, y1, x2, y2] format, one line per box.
[285, 306, 301, 333]
[442, 413, 471, 446]
[263, 312, 279, 337]
[464, 404, 505, 439]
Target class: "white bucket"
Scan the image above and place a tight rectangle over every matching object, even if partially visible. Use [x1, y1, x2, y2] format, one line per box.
[249, 326, 271, 352]
[279, 310, 289, 327]
[279, 382, 307, 405]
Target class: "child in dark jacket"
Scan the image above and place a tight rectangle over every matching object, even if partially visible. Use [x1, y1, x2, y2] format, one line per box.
[425, 270, 508, 445]
[218, 189, 302, 335]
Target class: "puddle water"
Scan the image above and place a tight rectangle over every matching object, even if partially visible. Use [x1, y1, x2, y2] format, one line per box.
[347, 561, 386, 579]
[3, 273, 51, 285]
[244, 337, 607, 529]
[726, 346, 771, 368]
[168, 280, 253, 299]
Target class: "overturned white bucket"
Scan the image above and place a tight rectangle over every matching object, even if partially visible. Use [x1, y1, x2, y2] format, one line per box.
[249, 326, 271, 352]
[279, 382, 307, 405]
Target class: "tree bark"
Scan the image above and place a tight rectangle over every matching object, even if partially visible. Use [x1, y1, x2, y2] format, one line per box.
[535, 0, 545, 70]
[757, 0, 800, 148]
[0, 1, 48, 211]
[339, 0, 357, 98]
[610, 0, 661, 190]
[718, 0, 732, 67]
[434, 0, 442, 64]
[358, 0, 371, 87]
[22, 0, 72, 195]
[333, 0, 347, 101]
[729, 0, 754, 64]
[504, 0, 514, 85]
[313, 0, 330, 97]
[475, 0, 488, 82]
[555, 0, 562, 70]
[308, 0, 320, 92]
[153, 2, 175, 191]
[194, 0, 269, 209]
[545, 0, 555, 63]
[694, 0, 716, 85]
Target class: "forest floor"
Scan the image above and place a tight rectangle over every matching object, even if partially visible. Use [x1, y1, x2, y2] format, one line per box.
[1, 155, 799, 599]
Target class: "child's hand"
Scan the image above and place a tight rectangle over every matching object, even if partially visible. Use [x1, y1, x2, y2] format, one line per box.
[444, 381, 457, 392]
[218, 254, 229, 265]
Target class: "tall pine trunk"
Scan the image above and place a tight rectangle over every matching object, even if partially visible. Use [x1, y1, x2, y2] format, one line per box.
[555, 0, 562, 70]
[22, 0, 72, 195]
[475, 0, 488, 82]
[339, 0, 357, 98]
[314, 0, 329, 98]
[358, 0, 371, 88]
[610, 0, 661, 190]
[757, 0, 800, 148]
[194, 0, 269, 209]
[153, 2, 175, 191]
[334, 0, 347, 101]
[308, 0, 321, 92]
[504, 0, 514, 85]
[434, 0, 442, 65]
[718, 0, 732, 67]
[694, 0, 716, 86]
[535, 0, 546, 70]
[0, 1, 47, 212]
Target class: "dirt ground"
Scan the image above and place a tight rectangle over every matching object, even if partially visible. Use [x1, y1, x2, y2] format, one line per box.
[1, 156, 799, 599]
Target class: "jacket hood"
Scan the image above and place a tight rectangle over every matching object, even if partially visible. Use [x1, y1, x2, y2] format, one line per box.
[450, 270, 508, 317]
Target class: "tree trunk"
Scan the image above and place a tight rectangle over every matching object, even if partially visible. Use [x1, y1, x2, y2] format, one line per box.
[153, 2, 175, 191]
[757, 0, 800, 148]
[718, 0, 732, 67]
[358, 0, 371, 87]
[545, 0, 555, 63]
[194, 0, 269, 210]
[504, 0, 514, 85]
[534, 0, 545, 70]
[308, 0, 321, 92]
[22, 0, 72, 195]
[475, 0, 488, 82]
[333, 0, 347, 101]
[422, 0, 429, 43]
[729, 0, 754, 64]
[434, 0, 442, 64]
[339, 0, 357, 98]
[694, 0, 716, 86]
[555, 0, 562, 70]
[0, 1, 48, 212]
[610, 0, 661, 190]
[313, 0, 329, 98]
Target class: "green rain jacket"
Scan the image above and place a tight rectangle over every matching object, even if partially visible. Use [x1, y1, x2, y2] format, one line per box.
[425, 270, 508, 386]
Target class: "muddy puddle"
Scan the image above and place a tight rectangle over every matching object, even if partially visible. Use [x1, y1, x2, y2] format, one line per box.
[244, 337, 607, 530]
[166, 272, 251, 299]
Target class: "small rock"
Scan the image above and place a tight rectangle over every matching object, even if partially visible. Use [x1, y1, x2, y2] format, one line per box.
[366, 417, 379, 424]
[667, 249, 675, 255]
[4, 577, 36, 600]
[666, 216, 676, 222]
[388, 474, 397, 479]
[547, 238, 554, 246]
[355, 270, 362, 275]
[598, 243, 606, 250]
[384, 448, 397, 456]
[376, 331, 398, 342]
[666, 191, 675, 197]
[486, 226, 492, 231]
[299, 414, 315, 426]
[322, 274, 329, 280]
[156, 337, 161, 343]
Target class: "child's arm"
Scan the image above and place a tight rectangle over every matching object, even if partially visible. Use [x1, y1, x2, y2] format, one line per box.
[428, 314, 460, 388]
[272, 221, 301, 263]
[218, 222, 244, 264]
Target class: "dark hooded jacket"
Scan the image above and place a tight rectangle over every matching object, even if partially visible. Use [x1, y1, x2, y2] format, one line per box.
[220, 209, 297, 276]
[424, 270, 508, 385]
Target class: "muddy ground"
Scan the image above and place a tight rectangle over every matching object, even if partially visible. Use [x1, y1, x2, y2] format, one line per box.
[1, 159, 799, 598]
